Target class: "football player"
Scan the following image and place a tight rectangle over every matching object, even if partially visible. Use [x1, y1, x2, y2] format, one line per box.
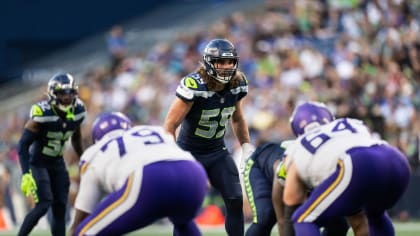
[164, 38, 254, 236]
[244, 141, 349, 236]
[70, 112, 208, 236]
[244, 142, 286, 236]
[282, 101, 411, 236]
[18, 73, 86, 236]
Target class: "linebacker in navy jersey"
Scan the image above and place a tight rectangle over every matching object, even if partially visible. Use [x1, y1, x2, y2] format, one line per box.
[18, 73, 86, 236]
[164, 38, 255, 236]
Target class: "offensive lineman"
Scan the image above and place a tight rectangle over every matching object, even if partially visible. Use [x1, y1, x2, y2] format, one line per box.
[70, 112, 208, 236]
[283, 101, 410, 236]
[244, 141, 349, 236]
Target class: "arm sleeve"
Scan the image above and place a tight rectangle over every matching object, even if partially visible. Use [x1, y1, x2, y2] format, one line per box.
[283, 204, 301, 236]
[18, 128, 37, 174]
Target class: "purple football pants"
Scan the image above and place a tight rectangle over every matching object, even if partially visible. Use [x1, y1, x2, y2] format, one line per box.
[75, 160, 208, 236]
[292, 144, 411, 236]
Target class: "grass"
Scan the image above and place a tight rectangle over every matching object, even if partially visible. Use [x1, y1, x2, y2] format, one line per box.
[1, 222, 419, 235]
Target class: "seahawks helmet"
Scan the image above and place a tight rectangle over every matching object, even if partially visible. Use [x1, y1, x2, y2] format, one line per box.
[203, 39, 239, 84]
[290, 101, 335, 137]
[47, 73, 78, 113]
[91, 112, 132, 143]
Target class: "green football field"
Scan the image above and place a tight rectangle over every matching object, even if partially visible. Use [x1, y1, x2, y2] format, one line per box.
[1, 222, 419, 235]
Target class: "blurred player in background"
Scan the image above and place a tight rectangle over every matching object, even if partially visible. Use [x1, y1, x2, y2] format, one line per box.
[283, 101, 411, 236]
[164, 38, 254, 236]
[70, 112, 208, 236]
[244, 142, 286, 236]
[244, 141, 349, 236]
[18, 73, 86, 236]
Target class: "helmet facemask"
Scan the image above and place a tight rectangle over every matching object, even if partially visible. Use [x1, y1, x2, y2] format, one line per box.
[203, 39, 239, 84]
[47, 73, 78, 119]
[204, 56, 238, 84]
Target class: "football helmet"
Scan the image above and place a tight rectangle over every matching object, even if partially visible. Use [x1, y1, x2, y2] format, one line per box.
[203, 39, 239, 84]
[47, 73, 78, 113]
[91, 112, 132, 143]
[290, 101, 335, 137]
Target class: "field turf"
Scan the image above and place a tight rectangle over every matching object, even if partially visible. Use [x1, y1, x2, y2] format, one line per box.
[1, 222, 419, 235]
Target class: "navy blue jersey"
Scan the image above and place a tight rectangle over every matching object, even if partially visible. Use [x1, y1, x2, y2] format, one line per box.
[175, 72, 248, 153]
[28, 98, 86, 165]
[249, 142, 285, 184]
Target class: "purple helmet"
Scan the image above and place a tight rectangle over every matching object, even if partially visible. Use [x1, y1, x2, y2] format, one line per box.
[290, 101, 334, 137]
[91, 112, 132, 143]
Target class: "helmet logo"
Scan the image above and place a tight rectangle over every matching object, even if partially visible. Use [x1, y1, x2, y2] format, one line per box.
[299, 120, 307, 130]
[206, 47, 218, 55]
[91, 112, 132, 143]
[221, 52, 233, 57]
[185, 77, 198, 89]
[100, 122, 109, 130]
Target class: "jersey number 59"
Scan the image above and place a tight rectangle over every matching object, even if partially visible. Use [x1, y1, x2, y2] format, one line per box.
[195, 106, 235, 139]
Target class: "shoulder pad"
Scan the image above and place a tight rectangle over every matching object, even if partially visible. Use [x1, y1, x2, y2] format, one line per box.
[230, 74, 248, 95]
[30, 104, 43, 117]
[73, 99, 87, 121]
[240, 73, 249, 86]
[176, 74, 210, 100]
[30, 101, 52, 118]
[180, 74, 206, 91]
[74, 98, 87, 113]
[74, 98, 86, 109]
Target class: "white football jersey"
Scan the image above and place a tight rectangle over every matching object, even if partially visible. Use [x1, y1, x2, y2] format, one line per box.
[74, 125, 196, 213]
[285, 118, 386, 189]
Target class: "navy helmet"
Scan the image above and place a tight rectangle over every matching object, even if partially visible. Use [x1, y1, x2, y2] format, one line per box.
[203, 39, 239, 84]
[91, 112, 132, 143]
[290, 101, 334, 137]
[47, 73, 78, 111]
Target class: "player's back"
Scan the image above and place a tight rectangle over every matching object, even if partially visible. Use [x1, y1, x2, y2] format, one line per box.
[286, 118, 386, 188]
[82, 125, 196, 192]
[250, 142, 285, 182]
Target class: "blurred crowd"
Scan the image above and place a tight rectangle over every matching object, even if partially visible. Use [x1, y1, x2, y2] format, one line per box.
[0, 0, 419, 229]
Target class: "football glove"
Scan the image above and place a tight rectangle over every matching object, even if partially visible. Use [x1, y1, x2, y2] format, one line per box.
[240, 143, 255, 173]
[276, 161, 287, 186]
[21, 171, 38, 203]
